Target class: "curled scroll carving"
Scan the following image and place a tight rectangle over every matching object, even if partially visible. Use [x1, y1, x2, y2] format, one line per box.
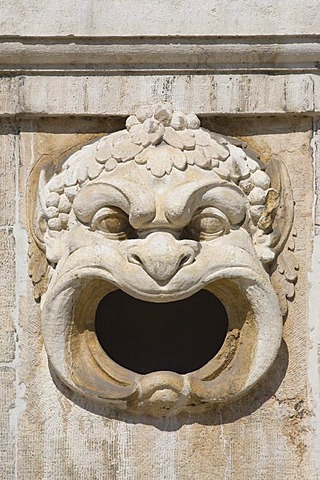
[28, 104, 296, 415]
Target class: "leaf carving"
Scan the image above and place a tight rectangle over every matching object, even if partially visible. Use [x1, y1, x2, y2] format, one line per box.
[28, 238, 49, 302]
[266, 154, 298, 318]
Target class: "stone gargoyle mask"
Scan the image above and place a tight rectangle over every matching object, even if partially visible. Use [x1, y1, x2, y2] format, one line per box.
[28, 103, 297, 415]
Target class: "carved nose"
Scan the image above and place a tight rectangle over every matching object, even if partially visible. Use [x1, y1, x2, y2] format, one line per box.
[127, 232, 197, 282]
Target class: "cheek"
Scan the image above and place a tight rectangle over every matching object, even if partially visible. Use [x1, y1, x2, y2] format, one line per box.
[203, 229, 258, 257]
[43, 234, 66, 264]
[63, 226, 115, 255]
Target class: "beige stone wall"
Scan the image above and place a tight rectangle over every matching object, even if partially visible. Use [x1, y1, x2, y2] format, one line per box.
[1, 2, 320, 478]
[1, 115, 318, 479]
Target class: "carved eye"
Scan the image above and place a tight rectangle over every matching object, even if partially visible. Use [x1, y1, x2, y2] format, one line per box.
[91, 207, 131, 239]
[188, 207, 230, 240]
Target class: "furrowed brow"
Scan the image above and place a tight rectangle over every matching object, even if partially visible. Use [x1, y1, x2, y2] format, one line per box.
[73, 179, 156, 227]
[165, 180, 247, 227]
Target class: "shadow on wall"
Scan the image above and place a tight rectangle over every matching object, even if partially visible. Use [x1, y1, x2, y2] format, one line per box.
[50, 339, 288, 431]
[5, 113, 311, 137]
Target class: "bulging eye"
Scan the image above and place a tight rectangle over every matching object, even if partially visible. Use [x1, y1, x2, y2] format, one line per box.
[91, 207, 131, 239]
[188, 207, 230, 240]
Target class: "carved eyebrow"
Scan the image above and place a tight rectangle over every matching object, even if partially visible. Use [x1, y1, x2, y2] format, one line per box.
[201, 186, 247, 224]
[73, 179, 156, 227]
[165, 180, 247, 227]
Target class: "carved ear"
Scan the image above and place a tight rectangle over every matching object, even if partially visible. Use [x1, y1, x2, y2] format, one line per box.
[264, 158, 298, 317]
[27, 157, 55, 301]
[264, 158, 294, 256]
[28, 156, 56, 247]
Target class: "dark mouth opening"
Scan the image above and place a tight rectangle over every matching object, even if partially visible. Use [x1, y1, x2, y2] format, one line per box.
[94, 289, 228, 375]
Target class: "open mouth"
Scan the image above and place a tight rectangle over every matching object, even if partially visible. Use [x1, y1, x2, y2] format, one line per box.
[95, 289, 229, 375]
[42, 267, 282, 414]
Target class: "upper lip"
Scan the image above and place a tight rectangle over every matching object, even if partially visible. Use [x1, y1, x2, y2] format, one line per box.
[46, 258, 261, 307]
[46, 242, 265, 304]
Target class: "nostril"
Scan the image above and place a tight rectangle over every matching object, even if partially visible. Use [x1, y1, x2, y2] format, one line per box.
[178, 251, 195, 269]
[128, 253, 143, 266]
[127, 237, 197, 282]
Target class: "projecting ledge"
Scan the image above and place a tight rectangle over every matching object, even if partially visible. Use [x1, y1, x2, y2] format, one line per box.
[1, 73, 320, 117]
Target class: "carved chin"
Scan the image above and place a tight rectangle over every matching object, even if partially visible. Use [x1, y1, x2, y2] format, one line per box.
[42, 257, 283, 416]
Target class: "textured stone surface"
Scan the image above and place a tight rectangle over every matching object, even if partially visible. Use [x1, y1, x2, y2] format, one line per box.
[0, 74, 319, 117]
[1, 38, 320, 77]
[0, 367, 15, 480]
[0, 231, 16, 362]
[0, 122, 16, 226]
[2, 116, 311, 478]
[206, 116, 315, 470]
[0, 0, 319, 36]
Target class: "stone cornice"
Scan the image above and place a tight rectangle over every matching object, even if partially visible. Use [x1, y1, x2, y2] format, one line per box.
[0, 74, 319, 117]
[1, 35, 320, 116]
[1, 35, 320, 74]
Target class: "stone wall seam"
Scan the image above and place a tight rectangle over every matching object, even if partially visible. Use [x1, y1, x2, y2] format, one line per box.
[8, 127, 28, 480]
[308, 118, 320, 478]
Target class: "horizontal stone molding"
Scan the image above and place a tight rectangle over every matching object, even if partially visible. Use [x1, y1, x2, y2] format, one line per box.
[1, 73, 320, 117]
[1, 36, 320, 74]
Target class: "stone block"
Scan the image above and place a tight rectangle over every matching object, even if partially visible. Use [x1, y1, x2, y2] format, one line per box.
[0, 230, 16, 362]
[0, 121, 16, 226]
[0, 367, 15, 480]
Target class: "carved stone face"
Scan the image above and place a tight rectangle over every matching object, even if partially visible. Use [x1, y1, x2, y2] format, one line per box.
[28, 104, 296, 415]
